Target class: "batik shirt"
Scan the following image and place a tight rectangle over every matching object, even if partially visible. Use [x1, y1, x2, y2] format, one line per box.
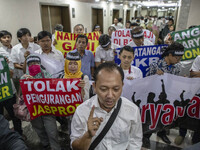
[146, 58, 181, 76]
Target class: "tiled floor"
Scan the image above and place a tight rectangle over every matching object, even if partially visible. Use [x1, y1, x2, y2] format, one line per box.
[10, 121, 195, 150]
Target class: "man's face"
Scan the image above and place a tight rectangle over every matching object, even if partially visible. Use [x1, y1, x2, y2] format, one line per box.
[38, 36, 52, 52]
[126, 23, 131, 29]
[93, 69, 123, 112]
[133, 36, 144, 46]
[119, 50, 134, 69]
[74, 26, 84, 34]
[114, 18, 118, 25]
[168, 54, 182, 64]
[19, 33, 30, 44]
[76, 38, 87, 51]
[0, 35, 12, 47]
[168, 20, 173, 26]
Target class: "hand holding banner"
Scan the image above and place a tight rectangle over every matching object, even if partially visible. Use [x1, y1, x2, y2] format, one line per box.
[20, 78, 83, 120]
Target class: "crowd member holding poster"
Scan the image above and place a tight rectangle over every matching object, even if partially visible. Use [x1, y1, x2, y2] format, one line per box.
[127, 26, 153, 47]
[95, 34, 114, 67]
[21, 54, 61, 150]
[52, 24, 63, 47]
[71, 63, 142, 150]
[173, 55, 200, 145]
[73, 24, 84, 34]
[0, 31, 23, 136]
[63, 51, 90, 101]
[72, 35, 95, 80]
[119, 45, 143, 80]
[93, 24, 102, 34]
[144, 42, 184, 147]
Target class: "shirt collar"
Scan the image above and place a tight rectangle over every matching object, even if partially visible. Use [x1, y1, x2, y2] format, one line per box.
[75, 49, 88, 56]
[19, 42, 32, 50]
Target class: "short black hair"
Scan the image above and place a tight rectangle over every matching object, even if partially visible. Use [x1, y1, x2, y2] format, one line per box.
[0, 30, 12, 38]
[120, 45, 134, 56]
[17, 28, 31, 42]
[99, 34, 111, 48]
[131, 22, 139, 27]
[76, 34, 88, 45]
[126, 20, 131, 24]
[94, 62, 124, 83]
[37, 31, 52, 41]
[118, 18, 123, 22]
[161, 42, 184, 58]
[168, 18, 174, 24]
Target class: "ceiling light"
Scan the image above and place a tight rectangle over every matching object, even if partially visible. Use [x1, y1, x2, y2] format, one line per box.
[168, 1, 172, 3]
[95, 0, 100, 2]
[147, 6, 150, 8]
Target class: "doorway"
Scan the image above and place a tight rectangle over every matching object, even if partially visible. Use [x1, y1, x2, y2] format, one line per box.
[41, 5, 71, 33]
[92, 8, 103, 33]
[126, 10, 130, 22]
[113, 9, 120, 23]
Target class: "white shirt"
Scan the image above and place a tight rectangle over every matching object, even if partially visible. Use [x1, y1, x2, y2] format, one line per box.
[127, 38, 153, 47]
[190, 55, 200, 71]
[11, 43, 40, 78]
[123, 65, 143, 79]
[0, 46, 16, 94]
[111, 24, 121, 30]
[95, 45, 114, 62]
[70, 95, 142, 150]
[35, 47, 64, 78]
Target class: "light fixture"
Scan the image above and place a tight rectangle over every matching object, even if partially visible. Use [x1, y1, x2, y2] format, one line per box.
[120, 3, 123, 6]
[168, 1, 172, 3]
[95, 0, 100, 2]
[162, 7, 164, 9]
[147, 6, 150, 8]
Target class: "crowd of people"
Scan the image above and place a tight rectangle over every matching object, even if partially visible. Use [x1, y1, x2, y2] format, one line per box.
[0, 14, 199, 150]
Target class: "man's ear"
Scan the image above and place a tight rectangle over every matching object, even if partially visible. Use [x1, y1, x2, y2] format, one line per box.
[92, 82, 96, 93]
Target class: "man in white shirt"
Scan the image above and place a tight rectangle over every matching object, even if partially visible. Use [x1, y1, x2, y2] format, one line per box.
[0, 30, 22, 136]
[119, 45, 143, 80]
[111, 18, 121, 30]
[95, 34, 114, 67]
[71, 62, 142, 150]
[127, 26, 153, 47]
[11, 28, 40, 95]
[34, 31, 64, 78]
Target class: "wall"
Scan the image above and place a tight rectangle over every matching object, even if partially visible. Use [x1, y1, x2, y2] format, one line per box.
[186, 0, 200, 28]
[0, 0, 42, 45]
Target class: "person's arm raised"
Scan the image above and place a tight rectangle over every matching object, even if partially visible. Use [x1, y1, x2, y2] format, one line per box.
[72, 106, 103, 150]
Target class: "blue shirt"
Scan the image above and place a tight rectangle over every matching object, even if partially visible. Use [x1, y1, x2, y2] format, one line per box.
[72, 49, 94, 80]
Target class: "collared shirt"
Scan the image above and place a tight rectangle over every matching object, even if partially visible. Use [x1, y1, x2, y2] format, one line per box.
[0, 46, 16, 94]
[35, 47, 64, 63]
[111, 24, 122, 30]
[11, 43, 40, 78]
[0, 46, 14, 69]
[122, 65, 143, 79]
[190, 55, 200, 71]
[95, 45, 114, 62]
[146, 58, 181, 76]
[70, 95, 142, 150]
[72, 49, 94, 80]
[127, 38, 153, 47]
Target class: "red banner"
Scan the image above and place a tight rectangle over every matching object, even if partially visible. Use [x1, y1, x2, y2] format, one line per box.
[20, 78, 83, 120]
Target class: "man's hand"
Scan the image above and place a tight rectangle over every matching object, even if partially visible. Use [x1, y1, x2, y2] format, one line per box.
[156, 69, 164, 75]
[87, 106, 103, 137]
[24, 51, 30, 59]
[78, 79, 85, 88]
[23, 74, 33, 79]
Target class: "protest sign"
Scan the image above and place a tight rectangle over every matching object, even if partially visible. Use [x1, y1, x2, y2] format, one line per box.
[171, 25, 200, 61]
[111, 29, 156, 47]
[115, 45, 167, 77]
[122, 73, 200, 133]
[20, 78, 83, 120]
[55, 31, 100, 57]
[0, 56, 13, 102]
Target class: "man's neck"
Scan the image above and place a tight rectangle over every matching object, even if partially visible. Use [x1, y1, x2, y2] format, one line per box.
[78, 49, 85, 56]
[43, 47, 52, 54]
[121, 64, 130, 70]
[22, 43, 29, 49]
